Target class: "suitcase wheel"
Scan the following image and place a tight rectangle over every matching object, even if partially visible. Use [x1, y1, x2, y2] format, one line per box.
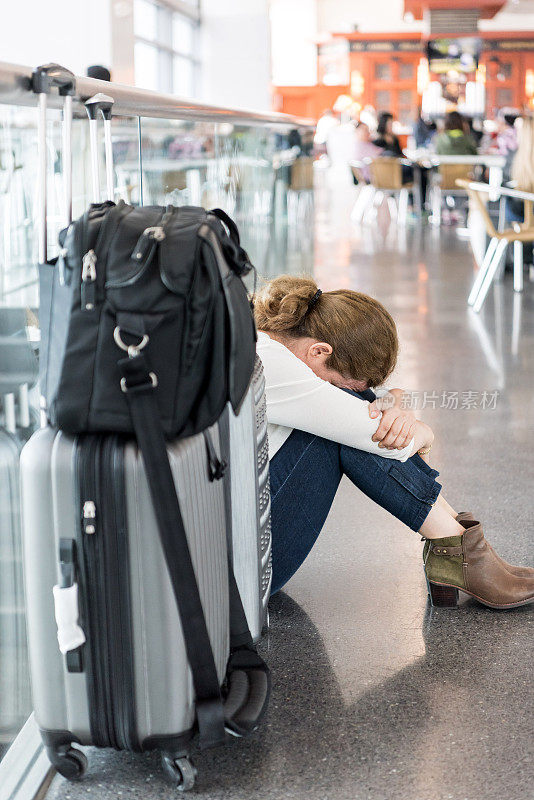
[161, 754, 197, 792]
[47, 745, 88, 781]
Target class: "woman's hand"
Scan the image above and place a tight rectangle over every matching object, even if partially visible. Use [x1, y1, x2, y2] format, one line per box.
[369, 390, 417, 450]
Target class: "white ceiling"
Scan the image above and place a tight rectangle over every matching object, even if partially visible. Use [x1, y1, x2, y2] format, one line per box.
[501, 0, 534, 13]
[314, 0, 534, 34]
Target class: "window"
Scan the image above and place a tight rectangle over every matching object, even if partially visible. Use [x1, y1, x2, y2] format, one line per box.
[375, 90, 392, 109]
[399, 62, 414, 81]
[134, 0, 200, 97]
[374, 63, 392, 82]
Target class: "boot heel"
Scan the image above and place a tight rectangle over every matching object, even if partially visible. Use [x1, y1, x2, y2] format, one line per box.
[428, 582, 459, 608]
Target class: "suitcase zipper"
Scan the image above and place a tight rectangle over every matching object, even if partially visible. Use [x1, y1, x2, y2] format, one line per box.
[99, 436, 139, 752]
[76, 435, 139, 751]
[76, 436, 113, 747]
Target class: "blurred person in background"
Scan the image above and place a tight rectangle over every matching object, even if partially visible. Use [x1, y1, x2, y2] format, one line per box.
[496, 109, 519, 156]
[314, 109, 339, 156]
[434, 111, 478, 155]
[360, 104, 378, 133]
[373, 111, 428, 206]
[505, 115, 534, 226]
[413, 109, 436, 149]
[352, 121, 383, 182]
[373, 111, 404, 157]
[464, 115, 484, 148]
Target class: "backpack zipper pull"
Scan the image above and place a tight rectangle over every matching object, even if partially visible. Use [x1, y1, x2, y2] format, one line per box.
[82, 500, 97, 535]
[81, 250, 97, 311]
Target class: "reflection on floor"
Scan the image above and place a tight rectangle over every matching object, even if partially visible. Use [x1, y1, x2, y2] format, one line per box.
[46, 171, 534, 800]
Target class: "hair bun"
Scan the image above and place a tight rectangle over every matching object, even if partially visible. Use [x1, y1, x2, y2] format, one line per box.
[254, 275, 320, 332]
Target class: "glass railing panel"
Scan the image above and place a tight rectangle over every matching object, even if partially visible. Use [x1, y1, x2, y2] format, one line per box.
[0, 103, 41, 762]
[139, 117, 314, 282]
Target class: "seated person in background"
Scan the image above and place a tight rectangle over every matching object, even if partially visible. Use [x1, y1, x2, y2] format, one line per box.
[413, 110, 436, 149]
[373, 110, 427, 203]
[434, 111, 478, 155]
[372, 111, 404, 157]
[505, 116, 534, 228]
[496, 109, 519, 156]
[352, 121, 383, 182]
[463, 115, 484, 148]
[256, 275, 534, 609]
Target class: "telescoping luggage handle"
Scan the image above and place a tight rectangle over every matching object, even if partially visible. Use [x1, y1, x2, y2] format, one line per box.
[85, 93, 115, 203]
[117, 345, 270, 750]
[31, 63, 76, 264]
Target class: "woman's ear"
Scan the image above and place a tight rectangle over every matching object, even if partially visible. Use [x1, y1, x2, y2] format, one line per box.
[308, 341, 333, 361]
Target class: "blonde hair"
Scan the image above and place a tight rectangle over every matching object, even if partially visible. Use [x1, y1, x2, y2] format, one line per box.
[254, 275, 398, 387]
[511, 117, 534, 192]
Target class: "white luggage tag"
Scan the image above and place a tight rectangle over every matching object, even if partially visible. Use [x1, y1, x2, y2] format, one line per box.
[53, 538, 86, 655]
[53, 583, 86, 654]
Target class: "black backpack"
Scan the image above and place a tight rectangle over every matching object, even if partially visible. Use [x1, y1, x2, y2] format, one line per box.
[40, 201, 257, 437]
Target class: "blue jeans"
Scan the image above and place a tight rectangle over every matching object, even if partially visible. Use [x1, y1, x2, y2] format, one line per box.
[268, 392, 442, 594]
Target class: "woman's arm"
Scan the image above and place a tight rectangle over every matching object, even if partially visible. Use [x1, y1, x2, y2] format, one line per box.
[266, 378, 415, 461]
[259, 336, 416, 461]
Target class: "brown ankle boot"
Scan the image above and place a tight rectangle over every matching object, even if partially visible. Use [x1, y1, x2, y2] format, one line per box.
[456, 512, 534, 578]
[425, 521, 534, 609]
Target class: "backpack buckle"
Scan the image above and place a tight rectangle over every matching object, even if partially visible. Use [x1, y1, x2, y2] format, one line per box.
[120, 372, 158, 393]
[113, 326, 149, 358]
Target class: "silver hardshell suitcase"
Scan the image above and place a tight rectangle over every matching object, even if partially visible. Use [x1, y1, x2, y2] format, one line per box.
[21, 425, 231, 787]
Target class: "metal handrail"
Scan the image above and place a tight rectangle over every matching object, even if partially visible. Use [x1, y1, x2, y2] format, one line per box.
[0, 61, 315, 129]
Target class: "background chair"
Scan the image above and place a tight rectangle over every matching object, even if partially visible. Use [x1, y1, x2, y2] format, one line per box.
[430, 163, 473, 226]
[458, 179, 534, 312]
[368, 158, 421, 226]
[288, 156, 315, 226]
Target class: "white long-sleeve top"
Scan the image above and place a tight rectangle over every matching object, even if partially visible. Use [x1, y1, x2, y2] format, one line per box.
[257, 331, 414, 462]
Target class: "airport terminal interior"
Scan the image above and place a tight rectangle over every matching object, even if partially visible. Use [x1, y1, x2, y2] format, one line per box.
[1, 2, 533, 800]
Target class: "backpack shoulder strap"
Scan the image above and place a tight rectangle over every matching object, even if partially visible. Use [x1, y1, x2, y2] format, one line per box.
[119, 352, 226, 750]
[118, 351, 270, 746]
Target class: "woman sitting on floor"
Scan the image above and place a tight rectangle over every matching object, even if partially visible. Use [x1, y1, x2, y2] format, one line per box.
[256, 275, 534, 609]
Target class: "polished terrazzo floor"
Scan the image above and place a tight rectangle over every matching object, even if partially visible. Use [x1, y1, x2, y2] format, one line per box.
[46, 171, 534, 800]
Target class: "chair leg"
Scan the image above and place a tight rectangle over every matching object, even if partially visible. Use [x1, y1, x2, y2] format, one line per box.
[351, 185, 373, 222]
[398, 189, 409, 226]
[387, 194, 398, 221]
[472, 239, 509, 313]
[366, 190, 383, 223]
[431, 186, 441, 226]
[512, 291, 522, 356]
[513, 240, 524, 292]
[412, 184, 422, 218]
[498, 196, 507, 232]
[362, 187, 377, 223]
[468, 237, 498, 306]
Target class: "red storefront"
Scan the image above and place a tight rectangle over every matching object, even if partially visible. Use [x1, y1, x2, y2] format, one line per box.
[273, 31, 534, 123]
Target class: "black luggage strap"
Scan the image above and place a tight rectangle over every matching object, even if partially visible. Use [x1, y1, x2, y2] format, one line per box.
[118, 353, 270, 746]
[118, 352, 226, 750]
